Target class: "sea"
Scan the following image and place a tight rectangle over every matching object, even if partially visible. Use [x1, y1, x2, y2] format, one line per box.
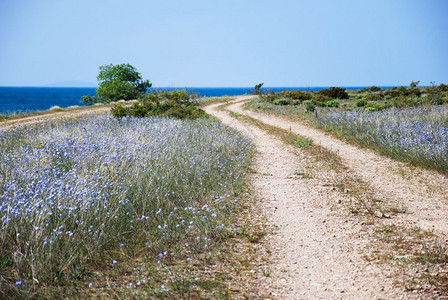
[0, 86, 382, 115]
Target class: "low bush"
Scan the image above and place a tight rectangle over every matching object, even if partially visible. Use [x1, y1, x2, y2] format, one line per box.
[305, 103, 316, 112]
[385, 85, 422, 98]
[163, 104, 206, 119]
[111, 90, 205, 120]
[365, 93, 384, 102]
[326, 100, 340, 108]
[302, 100, 315, 106]
[262, 93, 278, 103]
[281, 90, 312, 102]
[356, 99, 368, 107]
[312, 94, 332, 103]
[391, 96, 424, 108]
[273, 99, 291, 106]
[360, 86, 382, 92]
[318, 87, 349, 99]
[139, 89, 195, 104]
[364, 103, 390, 112]
[438, 83, 448, 92]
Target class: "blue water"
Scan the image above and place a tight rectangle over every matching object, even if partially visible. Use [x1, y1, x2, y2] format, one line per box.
[0, 87, 95, 114]
[0, 86, 388, 115]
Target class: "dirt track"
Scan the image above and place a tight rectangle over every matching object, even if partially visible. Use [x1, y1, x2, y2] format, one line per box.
[205, 96, 448, 299]
[0, 106, 110, 131]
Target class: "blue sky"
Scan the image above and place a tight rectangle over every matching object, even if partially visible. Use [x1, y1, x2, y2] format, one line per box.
[0, 0, 447, 87]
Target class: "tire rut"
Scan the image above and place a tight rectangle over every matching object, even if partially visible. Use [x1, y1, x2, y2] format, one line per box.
[205, 97, 410, 299]
[228, 101, 448, 237]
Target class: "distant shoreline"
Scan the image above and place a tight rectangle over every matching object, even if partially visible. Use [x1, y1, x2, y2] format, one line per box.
[0, 85, 401, 89]
[0, 86, 420, 115]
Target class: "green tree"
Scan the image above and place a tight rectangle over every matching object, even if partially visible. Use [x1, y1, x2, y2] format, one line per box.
[409, 80, 420, 89]
[82, 63, 151, 104]
[253, 83, 264, 95]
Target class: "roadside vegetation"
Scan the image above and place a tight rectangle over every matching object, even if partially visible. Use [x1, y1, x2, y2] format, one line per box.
[320, 107, 448, 173]
[245, 82, 448, 174]
[0, 114, 254, 298]
[111, 90, 206, 120]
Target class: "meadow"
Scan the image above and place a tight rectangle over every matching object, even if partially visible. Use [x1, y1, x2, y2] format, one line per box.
[319, 107, 448, 173]
[245, 85, 448, 174]
[0, 113, 253, 297]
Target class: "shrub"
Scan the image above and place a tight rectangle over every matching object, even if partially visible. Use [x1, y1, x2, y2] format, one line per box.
[281, 90, 312, 102]
[425, 83, 448, 105]
[364, 103, 390, 112]
[305, 103, 315, 112]
[391, 96, 421, 108]
[385, 85, 421, 98]
[110, 103, 129, 118]
[364, 106, 378, 113]
[302, 100, 315, 106]
[431, 97, 445, 105]
[166, 89, 190, 101]
[262, 92, 278, 103]
[111, 90, 205, 120]
[365, 93, 384, 101]
[356, 99, 368, 107]
[140, 89, 195, 105]
[443, 94, 448, 103]
[163, 105, 206, 120]
[312, 94, 331, 103]
[318, 87, 348, 99]
[361, 86, 382, 92]
[438, 83, 448, 92]
[273, 99, 291, 105]
[326, 100, 340, 108]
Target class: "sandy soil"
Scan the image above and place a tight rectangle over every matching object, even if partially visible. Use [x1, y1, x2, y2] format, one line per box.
[205, 97, 418, 299]
[227, 100, 448, 238]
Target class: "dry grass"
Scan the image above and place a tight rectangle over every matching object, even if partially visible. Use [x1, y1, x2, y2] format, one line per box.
[0, 103, 107, 122]
[373, 224, 448, 298]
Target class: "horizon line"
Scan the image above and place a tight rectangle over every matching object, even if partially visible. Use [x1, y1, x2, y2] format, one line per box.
[0, 85, 407, 89]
